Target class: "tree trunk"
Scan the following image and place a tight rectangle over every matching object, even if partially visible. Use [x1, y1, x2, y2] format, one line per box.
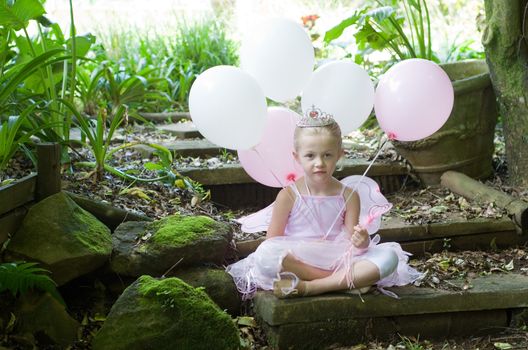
[482, 0, 528, 187]
[440, 171, 528, 232]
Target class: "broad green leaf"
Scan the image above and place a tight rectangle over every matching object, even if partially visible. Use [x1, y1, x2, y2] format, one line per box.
[0, 0, 46, 30]
[144, 162, 164, 171]
[50, 22, 65, 42]
[323, 11, 362, 43]
[36, 14, 52, 27]
[355, 22, 398, 51]
[66, 34, 96, 58]
[14, 34, 32, 62]
[366, 6, 395, 23]
[0, 48, 65, 104]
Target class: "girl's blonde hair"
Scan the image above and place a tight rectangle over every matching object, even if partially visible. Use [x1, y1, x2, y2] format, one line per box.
[293, 121, 343, 151]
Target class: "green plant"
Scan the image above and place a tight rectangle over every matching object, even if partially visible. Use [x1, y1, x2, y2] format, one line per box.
[75, 64, 106, 116]
[94, 18, 238, 112]
[0, 106, 38, 173]
[325, 0, 436, 65]
[143, 146, 211, 204]
[0, 0, 93, 158]
[168, 18, 238, 110]
[101, 63, 168, 113]
[0, 49, 65, 116]
[440, 38, 485, 62]
[60, 99, 128, 179]
[398, 335, 426, 350]
[218, 148, 233, 162]
[0, 261, 64, 305]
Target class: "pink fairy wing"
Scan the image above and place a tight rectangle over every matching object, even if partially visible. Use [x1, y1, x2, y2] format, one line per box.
[236, 203, 274, 233]
[340, 175, 392, 234]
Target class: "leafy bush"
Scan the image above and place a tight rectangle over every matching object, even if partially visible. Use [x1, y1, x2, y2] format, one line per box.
[95, 18, 238, 112]
[325, 0, 435, 65]
[325, 0, 485, 70]
[0, 0, 94, 164]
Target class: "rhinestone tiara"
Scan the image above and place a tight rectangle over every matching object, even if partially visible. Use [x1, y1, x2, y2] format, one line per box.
[297, 105, 336, 128]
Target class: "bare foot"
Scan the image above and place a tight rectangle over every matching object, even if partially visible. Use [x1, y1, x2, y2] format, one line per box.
[280, 253, 332, 281]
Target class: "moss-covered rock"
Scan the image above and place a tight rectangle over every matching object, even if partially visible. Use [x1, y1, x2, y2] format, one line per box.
[92, 275, 240, 350]
[110, 214, 232, 277]
[176, 267, 240, 316]
[5, 192, 111, 285]
[150, 215, 217, 246]
[15, 292, 80, 347]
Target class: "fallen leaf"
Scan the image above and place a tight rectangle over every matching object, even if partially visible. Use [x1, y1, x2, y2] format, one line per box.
[236, 316, 257, 328]
[119, 187, 152, 201]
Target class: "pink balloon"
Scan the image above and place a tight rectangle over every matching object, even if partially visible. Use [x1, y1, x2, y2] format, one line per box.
[374, 59, 454, 141]
[238, 107, 303, 188]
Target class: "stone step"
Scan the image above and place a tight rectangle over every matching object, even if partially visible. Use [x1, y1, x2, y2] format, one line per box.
[236, 217, 525, 258]
[134, 138, 230, 158]
[134, 139, 227, 158]
[157, 122, 203, 139]
[133, 137, 375, 158]
[179, 159, 409, 209]
[179, 158, 407, 186]
[378, 216, 525, 255]
[253, 273, 528, 349]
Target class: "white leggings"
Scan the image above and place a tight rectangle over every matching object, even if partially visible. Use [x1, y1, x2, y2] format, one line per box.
[360, 246, 399, 279]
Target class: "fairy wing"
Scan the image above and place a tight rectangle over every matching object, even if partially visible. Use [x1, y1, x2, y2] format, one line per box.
[340, 175, 392, 234]
[236, 203, 274, 233]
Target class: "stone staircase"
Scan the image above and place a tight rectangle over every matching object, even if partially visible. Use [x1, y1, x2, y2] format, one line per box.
[179, 157, 410, 209]
[253, 274, 528, 349]
[82, 124, 528, 348]
[128, 129, 412, 209]
[240, 215, 528, 349]
[236, 216, 525, 258]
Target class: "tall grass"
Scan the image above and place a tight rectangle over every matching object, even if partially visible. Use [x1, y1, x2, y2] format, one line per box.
[94, 18, 238, 112]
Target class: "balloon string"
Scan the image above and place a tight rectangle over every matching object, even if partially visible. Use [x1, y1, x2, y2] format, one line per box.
[253, 148, 285, 188]
[322, 139, 388, 240]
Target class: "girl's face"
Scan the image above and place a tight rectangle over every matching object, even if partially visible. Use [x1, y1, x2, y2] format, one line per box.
[293, 131, 343, 184]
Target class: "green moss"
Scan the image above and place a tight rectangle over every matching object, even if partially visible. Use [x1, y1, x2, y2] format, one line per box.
[149, 214, 217, 247]
[25, 192, 111, 255]
[137, 276, 239, 349]
[70, 206, 112, 254]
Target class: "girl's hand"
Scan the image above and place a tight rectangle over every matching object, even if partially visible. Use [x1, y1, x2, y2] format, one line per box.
[351, 225, 369, 249]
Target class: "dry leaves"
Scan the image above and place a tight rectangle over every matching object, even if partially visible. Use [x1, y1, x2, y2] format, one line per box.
[387, 187, 509, 225]
[410, 247, 528, 291]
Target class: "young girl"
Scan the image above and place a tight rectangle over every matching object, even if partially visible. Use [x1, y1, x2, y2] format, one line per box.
[226, 107, 421, 299]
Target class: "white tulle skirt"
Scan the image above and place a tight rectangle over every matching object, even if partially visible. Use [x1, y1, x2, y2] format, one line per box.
[226, 234, 422, 300]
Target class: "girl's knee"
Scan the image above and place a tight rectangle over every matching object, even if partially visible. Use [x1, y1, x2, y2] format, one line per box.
[363, 247, 398, 279]
[378, 249, 398, 279]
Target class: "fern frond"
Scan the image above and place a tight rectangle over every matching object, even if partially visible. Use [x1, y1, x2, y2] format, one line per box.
[0, 262, 65, 305]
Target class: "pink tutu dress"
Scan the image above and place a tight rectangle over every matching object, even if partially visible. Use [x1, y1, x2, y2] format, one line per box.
[226, 176, 421, 299]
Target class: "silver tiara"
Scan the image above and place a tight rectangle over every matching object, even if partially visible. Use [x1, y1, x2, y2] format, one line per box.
[297, 105, 336, 128]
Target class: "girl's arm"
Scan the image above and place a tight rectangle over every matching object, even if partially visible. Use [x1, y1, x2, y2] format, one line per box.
[266, 187, 295, 238]
[343, 187, 370, 249]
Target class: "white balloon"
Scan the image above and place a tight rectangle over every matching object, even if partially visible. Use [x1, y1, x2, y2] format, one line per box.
[189, 66, 267, 150]
[301, 60, 375, 134]
[241, 18, 315, 103]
